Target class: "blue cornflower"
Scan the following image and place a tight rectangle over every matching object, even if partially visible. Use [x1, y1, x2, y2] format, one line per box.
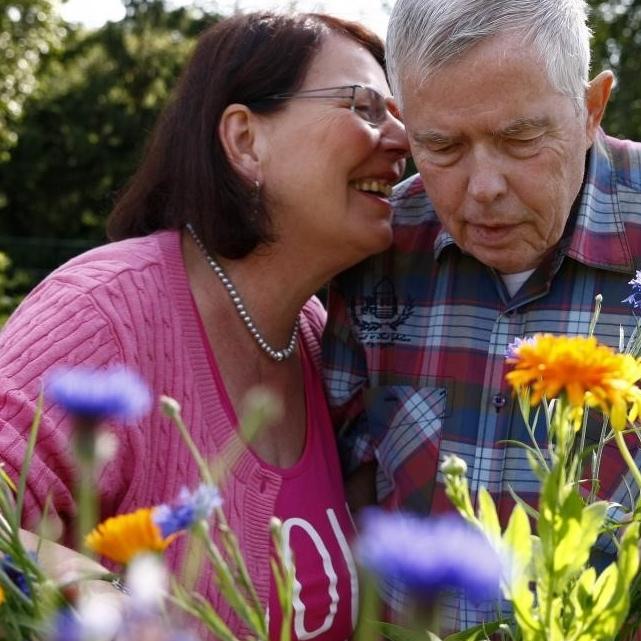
[356, 510, 502, 603]
[623, 270, 641, 310]
[1, 554, 32, 597]
[47, 366, 151, 422]
[48, 608, 82, 641]
[505, 336, 535, 360]
[153, 484, 222, 538]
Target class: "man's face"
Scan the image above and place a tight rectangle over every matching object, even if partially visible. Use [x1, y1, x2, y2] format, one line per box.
[400, 34, 608, 274]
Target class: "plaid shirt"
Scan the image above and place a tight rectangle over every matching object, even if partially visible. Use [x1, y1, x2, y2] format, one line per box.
[323, 130, 641, 627]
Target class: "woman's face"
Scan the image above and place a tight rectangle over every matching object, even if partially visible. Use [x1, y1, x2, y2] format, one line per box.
[258, 33, 409, 274]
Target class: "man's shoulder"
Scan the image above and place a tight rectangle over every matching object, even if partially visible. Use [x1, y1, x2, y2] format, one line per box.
[601, 132, 641, 192]
[391, 173, 439, 226]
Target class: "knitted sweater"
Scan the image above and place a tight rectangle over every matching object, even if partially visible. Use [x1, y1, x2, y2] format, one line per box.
[0, 230, 327, 633]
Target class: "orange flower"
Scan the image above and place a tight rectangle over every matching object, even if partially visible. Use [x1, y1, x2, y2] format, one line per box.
[0, 584, 4, 605]
[506, 334, 641, 430]
[85, 507, 177, 564]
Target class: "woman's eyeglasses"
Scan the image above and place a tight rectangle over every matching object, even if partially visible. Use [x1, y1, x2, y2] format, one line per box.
[252, 84, 391, 127]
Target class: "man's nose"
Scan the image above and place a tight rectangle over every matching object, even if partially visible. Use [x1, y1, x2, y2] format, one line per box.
[467, 147, 508, 204]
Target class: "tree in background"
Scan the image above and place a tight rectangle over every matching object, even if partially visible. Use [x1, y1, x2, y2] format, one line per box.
[0, 0, 216, 245]
[0, 0, 66, 162]
[589, 0, 641, 141]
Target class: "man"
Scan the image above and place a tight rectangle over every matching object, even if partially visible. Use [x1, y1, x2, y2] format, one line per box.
[323, 0, 641, 628]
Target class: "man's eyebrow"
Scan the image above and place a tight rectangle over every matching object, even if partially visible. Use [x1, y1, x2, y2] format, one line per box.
[412, 129, 456, 145]
[499, 117, 551, 136]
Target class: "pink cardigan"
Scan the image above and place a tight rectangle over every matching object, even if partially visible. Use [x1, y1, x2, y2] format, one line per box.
[0, 230, 327, 634]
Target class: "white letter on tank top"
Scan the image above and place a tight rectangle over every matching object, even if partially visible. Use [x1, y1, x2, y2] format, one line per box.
[281, 517, 338, 639]
[327, 507, 359, 629]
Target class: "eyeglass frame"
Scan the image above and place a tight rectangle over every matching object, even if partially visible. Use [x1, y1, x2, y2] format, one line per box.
[248, 84, 393, 127]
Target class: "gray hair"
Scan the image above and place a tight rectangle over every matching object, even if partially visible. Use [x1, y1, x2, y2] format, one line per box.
[387, 0, 592, 110]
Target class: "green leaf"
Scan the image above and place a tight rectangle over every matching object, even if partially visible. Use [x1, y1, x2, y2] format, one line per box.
[478, 487, 501, 542]
[378, 621, 442, 641]
[553, 500, 606, 581]
[444, 619, 506, 640]
[502, 504, 533, 595]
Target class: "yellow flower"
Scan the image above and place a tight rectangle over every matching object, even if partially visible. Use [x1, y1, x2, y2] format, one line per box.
[85, 507, 177, 564]
[0, 584, 4, 605]
[506, 334, 641, 430]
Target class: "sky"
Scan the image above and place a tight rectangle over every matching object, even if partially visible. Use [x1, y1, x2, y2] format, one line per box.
[58, 0, 392, 37]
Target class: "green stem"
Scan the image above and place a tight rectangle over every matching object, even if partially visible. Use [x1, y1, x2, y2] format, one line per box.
[75, 423, 97, 555]
[614, 428, 641, 491]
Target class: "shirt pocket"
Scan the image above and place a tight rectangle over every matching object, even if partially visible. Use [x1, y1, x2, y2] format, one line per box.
[363, 385, 447, 510]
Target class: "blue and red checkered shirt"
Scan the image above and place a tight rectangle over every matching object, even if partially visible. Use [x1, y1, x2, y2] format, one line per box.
[323, 130, 641, 627]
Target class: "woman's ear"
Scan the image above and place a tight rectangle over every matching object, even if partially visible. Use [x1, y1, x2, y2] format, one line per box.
[218, 103, 262, 179]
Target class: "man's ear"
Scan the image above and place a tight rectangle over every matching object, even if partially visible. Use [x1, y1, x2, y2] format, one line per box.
[584, 70, 614, 146]
[218, 103, 262, 180]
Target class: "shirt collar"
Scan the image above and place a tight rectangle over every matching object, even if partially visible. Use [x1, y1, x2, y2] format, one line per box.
[565, 129, 634, 273]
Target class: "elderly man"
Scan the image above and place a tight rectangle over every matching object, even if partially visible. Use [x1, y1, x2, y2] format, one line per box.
[323, 0, 641, 628]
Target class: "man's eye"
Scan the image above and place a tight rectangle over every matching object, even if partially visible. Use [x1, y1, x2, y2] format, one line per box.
[422, 144, 462, 166]
[510, 137, 540, 145]
[505, 136, 543, 157]
[429, 144, 458, 154]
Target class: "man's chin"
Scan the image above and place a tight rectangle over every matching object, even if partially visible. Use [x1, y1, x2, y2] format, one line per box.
[469, 249, 539, 275]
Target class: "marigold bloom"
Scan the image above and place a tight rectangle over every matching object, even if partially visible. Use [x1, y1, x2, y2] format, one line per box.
[85, 508, 176, 564]
[505, 333, 641, 430]
[0, 584, 4, 605]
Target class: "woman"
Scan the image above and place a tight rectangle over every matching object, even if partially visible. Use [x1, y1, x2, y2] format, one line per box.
[0, 11, 407, 639]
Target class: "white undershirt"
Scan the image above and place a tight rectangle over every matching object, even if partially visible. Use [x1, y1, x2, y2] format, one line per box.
[500, 269, 535, 297]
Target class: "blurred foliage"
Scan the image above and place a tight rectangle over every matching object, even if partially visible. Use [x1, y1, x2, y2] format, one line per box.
[0, 0, 218, 244]
[0, 0, 66, 161]
[0, 250, 29, 326]
[589, 0, 641, 141]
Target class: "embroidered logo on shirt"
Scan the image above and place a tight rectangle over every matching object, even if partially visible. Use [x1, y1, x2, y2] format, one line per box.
[350, 277, 414, 344]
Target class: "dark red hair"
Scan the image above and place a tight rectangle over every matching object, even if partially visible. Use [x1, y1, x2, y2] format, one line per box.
[106, 12, 384, 258]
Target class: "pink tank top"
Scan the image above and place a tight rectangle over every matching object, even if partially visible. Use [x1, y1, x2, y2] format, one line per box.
[266, 342, 357, 641]
[195, 306, 357, 640]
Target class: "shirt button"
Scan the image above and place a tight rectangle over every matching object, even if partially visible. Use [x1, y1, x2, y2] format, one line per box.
[492, 393, 507, 410]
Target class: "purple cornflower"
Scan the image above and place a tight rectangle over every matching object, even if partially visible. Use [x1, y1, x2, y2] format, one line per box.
[623, 270, 641, 310]
[47, 366, 151, 422]
[153, 484, 222, 537]
[356, 510, 502, 603]
[505, 336, 535, 360]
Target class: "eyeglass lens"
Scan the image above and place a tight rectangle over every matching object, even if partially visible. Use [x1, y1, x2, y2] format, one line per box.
[353, 86, 388, 125]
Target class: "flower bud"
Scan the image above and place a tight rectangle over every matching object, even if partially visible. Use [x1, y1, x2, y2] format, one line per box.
[160, 396, 181, 419]
[440, 454, 467, 477]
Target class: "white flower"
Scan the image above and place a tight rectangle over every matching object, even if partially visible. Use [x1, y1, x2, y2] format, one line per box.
[76, 593, 123, 640]
[126, 553, 168, 611]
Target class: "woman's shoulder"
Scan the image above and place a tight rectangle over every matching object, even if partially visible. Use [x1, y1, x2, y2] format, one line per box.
[47, 230, 181, 289]
[301, 295, 327, 340]
[0, 230, 185, 348]
[298, 295, 327, 373]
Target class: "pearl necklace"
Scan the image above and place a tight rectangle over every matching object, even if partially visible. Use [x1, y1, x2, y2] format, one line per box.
[186, 223, 299, 362]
